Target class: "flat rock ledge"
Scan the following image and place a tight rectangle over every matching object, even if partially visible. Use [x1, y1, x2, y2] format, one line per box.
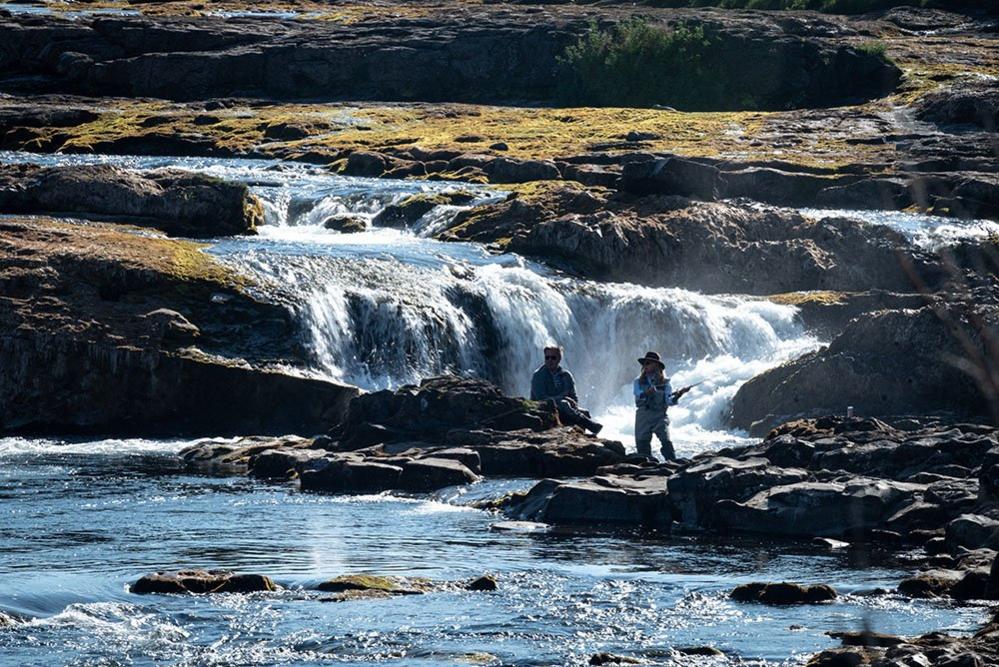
[181, 376, 628, 493]
[498, 416, 999, 594]
[0, 163, 263, 238]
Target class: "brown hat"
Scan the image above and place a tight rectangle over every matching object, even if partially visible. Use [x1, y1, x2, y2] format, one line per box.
[637, 351, 665, 369]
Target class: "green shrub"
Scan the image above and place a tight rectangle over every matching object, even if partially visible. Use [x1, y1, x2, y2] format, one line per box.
[555, 20, 725, 109]
[856, 40, 888, 58]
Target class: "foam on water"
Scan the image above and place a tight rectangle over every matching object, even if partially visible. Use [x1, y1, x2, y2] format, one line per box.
[800, 207, 999, 249]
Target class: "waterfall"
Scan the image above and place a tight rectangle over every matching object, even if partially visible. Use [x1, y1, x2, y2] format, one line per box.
[0, 150, 825, 452]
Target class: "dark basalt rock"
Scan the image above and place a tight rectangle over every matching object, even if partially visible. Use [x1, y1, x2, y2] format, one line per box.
[0, 163, 263, 238]
[730, 581, 838, 604]
[466, 575, 498, 591]
[132, 570, 277, 595]
[503, 475, 672, 527]
[335, 376, 560, 449]
[438, 185, 944, 295]
[915, 80, 999, 131]
[0, 8, 900, 110]
[730, 306, 994, 433]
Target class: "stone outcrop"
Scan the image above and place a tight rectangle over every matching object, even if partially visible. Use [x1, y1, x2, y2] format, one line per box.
[0, 163, 262, 237]
[131, 569, 278, 594]
[437, 186, 944, 295]
[730, 304, 995, 432]
[501, 475, 673, 527]
[730, 582, 837, 604]
[178, 377, 629, 491]
[334, 376, 560, 449]
[501, 417, 997, 545]
[0, 217, 358, 436]
[0, 8, 898, 110]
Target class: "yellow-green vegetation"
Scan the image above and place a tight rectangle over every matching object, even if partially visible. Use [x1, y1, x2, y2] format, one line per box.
[13, 217, 245, 290]
[316, 574, 433, 593]
[767, 291, 848, 306]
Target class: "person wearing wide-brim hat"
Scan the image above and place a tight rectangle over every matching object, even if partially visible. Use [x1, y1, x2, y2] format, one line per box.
[633, 351, 691, 460]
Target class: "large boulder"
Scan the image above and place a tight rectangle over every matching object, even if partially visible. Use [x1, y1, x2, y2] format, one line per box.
[730, 581, 837, 605]
[666, 457, 811, 528]
[730, 306, 994, 433]
[503, 475, 673, 528]
[445, 427, 628, 477]
[335, 376, 559, 449]
[713, 478, 926, 539]
[0, 163, 262, 237]
[131, 570, 277, 595]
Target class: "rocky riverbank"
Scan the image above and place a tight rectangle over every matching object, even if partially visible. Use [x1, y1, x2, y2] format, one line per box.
[0, 216, 356, 435]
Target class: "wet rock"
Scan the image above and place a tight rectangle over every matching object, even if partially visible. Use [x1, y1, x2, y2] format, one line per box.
[466, 575, 498, 591]
[730, 581, 837, 604]
[300, 457, 404, 494]
[589, 653, 642, 666]
[336, 376, 559, 449]
[730, 307, 994, 432]
[666, 456, 810, 528]
[0, 163, 263, 237]
[372, 193, 447, 228]
[914, 80, 999, 131]
[946, 513, 999, 550]
[714, 478, 925, 539]
[676, 646, 724, 656]
[131, 570, 277, 595]
[182, 435, 315, 473]
[829, 631, 906, 647]
[447, 427, 628, 478]
[249, 447, 327, 480]
[397, 457, 481, 492]
[806, 647, 878, 666]
[323, 214, 368, 233]
[142, 308, 200, 342]
[316, 574, 434, 601]
[441, 186, 938, 296]
[503, 475, 672, 527]
[898, 568, 966, 598]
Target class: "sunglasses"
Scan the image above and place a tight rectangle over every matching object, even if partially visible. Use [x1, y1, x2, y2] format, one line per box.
[544, 355, 559, 360]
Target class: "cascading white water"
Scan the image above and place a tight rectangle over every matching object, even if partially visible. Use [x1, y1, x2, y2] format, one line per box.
[217, 175, 822, 454]
[36, 150, 999, 452]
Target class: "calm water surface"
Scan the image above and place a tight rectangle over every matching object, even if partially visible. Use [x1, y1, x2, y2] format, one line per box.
[0, 438, 985, 666]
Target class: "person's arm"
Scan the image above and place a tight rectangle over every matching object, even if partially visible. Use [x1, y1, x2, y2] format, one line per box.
[665, 379, 679, 406]
[559, 371, 578, 403]
[530, 369, 546, 401]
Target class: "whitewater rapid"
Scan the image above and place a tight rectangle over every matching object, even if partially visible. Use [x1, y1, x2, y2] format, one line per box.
[7, 151, 990, 453]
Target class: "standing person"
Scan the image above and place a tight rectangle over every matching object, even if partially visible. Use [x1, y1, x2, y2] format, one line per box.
[530, 346, 603, 435]
[633, 351, 692, 461]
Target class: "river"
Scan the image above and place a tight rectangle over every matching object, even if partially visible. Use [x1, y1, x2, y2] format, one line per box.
[0, 151, 991, 665]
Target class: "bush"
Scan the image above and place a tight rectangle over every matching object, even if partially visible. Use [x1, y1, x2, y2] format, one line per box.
[856, 40, 888, 58]
[555, 20, 725, 109]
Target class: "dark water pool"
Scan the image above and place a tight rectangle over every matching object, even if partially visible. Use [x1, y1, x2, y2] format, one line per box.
[0, 437, 986, 666]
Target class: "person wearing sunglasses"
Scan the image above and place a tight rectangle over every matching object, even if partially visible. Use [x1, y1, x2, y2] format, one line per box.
[530, 345, 603, 436]
[633, 351, 692, 461]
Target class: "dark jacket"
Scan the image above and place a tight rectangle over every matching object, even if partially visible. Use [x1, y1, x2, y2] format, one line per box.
[531, 365, 578, 403]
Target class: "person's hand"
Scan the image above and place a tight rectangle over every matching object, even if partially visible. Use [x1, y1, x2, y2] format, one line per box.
[644, 385, 656, 395]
